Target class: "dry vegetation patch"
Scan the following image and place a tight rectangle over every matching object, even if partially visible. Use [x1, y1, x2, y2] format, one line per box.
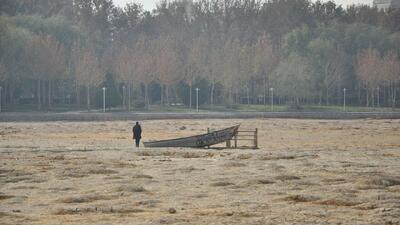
[356, 176, 400, 189]
[0, 194, 15, 200]
[315, 198, 361, 207]
[179, 166, 204, 173]
[211, 181, 235, 187]
[223, 162, 246, 167]
[275, 175, 301, 181]
[132, 173, 153, 179]
[114, 185, 147, 193]
[54, 207, 145, 215]
[88, 168, 119, 175]
[57, 194, 114, 204]
[254, 179, 275, 185]
[136, 199, 161, 208]
[282, 195, 320, 203]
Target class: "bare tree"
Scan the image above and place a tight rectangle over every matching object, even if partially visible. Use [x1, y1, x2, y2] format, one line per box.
[73, 43, 103, 111]
[382, 51, 400, 108]
[239, 43, 254, 105]
[184, 37, 203, 109]
[156, 36, 182, 106]
[43, 36, 66, 108]
[356, 48, 381, 107]
[115, 45, 137, 111]
[26, 35, 65, 110]
[136, 36, 156, 109]
[323, 48, 346, 105]
[253, 34, 277, 108]
[221, 39, 241, 107]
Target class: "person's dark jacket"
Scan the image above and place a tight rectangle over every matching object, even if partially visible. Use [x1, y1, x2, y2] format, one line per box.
[133, 124, 142, 139]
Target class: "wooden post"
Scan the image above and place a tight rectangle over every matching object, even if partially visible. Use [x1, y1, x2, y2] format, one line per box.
[234, 134, 237, 149]
[207, 128, 210, 148]
[226, 140, 231, 148]
[254, 128, 258, 149]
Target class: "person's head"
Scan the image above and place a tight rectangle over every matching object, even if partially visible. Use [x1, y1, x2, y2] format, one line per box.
[136, 121, 139, 125]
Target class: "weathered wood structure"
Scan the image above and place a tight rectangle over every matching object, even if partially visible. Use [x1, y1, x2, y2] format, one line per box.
[143, 125, 239, 148]
[225, 128, 258, 149]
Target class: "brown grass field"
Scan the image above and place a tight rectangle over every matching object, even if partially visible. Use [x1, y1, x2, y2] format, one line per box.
[1, 119, 400, 225]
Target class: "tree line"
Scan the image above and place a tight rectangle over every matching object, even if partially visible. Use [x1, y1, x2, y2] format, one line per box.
[0, 0, 399, 111]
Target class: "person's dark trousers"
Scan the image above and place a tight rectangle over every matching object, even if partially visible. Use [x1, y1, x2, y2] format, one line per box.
[135, 139, 140, 147]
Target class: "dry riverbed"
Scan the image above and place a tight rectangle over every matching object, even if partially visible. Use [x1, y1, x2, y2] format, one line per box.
[0, 119, 400, 225]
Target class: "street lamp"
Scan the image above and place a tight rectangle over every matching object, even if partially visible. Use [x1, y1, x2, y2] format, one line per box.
[195, 88, 200, 112]
[102, 87, 106, 113]
[269, 87, 274, 112]
[343, 88, 347, 112]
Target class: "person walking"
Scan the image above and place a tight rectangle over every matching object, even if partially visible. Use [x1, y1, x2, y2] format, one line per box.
[132, 121, 142, 147]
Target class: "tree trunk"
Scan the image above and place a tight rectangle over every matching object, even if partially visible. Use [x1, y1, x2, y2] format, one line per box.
[189, 83, 192, 110]
[128, 82, 132, 111]
[61, 81, 66, 105]
[210, 81, 215, 106]
[160, 84, 164, 106]
[145, 83, 149, 110]
[166, 85, 170, 106]
[358, 84, 361, 106]
[263, 75, 266, 110]
[86, 85, 90, 111]
[393, 86, 397, 108]
[76, 82, 80, 105]
[246, 87, 250, 105]
[37, 79, 41, 110]
[326, 87, 329, 106]
[48, 80, 52, 108]
[372, 89, 375, 108]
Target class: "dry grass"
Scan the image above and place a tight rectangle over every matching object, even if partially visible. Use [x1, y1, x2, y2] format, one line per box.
[210, 181, 235, 187]
[254, 179, 275, 184]
[0, 195, 14, 200]
[356, 176, 400, 190]
[1, 119, 400, 225]
[315, 199, 361, 207]
[88, 168, 119, 175]
[222, 162, 246, 167]
[114, 185, 147, 193]
[57, 195, 114, 204]
[275, 175, 301, 181]
[132, 174, 153, 179]
[54, 207, 144, 215]
[282, 195, 320, 203]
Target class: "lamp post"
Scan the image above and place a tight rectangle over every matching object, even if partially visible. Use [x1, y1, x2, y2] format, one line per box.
[269, 87, 274, 112]
[195, 88, 200, 112]
[343, 88, 346, 112]
[102, 87, 106, 113]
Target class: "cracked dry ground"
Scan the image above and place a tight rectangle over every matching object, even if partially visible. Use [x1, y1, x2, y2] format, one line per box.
[0, 119, 400, 225]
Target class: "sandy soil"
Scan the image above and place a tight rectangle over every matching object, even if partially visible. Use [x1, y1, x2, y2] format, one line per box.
[0, 119, 400, 225]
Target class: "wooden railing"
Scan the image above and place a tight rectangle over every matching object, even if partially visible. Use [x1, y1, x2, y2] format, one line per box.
[207, 127, 258, 149]
[231, 128, 258, 149]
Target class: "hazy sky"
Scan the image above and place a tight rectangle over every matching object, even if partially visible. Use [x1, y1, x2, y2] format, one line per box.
[113, 0, 372, 11]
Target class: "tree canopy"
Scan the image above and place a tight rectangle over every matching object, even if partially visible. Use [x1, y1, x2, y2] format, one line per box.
[0, 0, 399, 110]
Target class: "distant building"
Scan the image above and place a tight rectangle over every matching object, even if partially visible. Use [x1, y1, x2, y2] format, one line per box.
[373, 0, 400, 11]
